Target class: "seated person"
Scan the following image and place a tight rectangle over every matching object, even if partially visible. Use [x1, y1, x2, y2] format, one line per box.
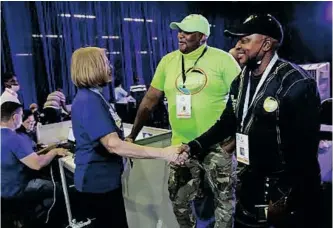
[16, 109, 38, 150]
[114, 79, 136, 123]
[114, 79, 135, 104]
[30, 103, 42, 123]
[1, 102, 69, 225]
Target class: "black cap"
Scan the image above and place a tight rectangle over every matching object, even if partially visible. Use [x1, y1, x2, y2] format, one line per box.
[224, 14, 284, 44]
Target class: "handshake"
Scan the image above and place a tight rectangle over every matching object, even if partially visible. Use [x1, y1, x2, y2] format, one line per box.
[124, 137, 197, 166]
[163, 144, 191, 166]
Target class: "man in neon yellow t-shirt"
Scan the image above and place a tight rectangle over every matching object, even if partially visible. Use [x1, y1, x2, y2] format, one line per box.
[127, 14, 241, 228]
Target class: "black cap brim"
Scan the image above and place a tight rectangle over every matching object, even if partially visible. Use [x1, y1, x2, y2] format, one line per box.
[224, 29, 249, 38]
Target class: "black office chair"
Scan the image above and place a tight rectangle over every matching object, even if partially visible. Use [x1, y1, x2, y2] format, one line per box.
[127, 102, 137, 124]
[115, 103, 129, 123]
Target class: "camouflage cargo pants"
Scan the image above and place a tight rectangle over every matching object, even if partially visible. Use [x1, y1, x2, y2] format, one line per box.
[168, 145, 237, 228]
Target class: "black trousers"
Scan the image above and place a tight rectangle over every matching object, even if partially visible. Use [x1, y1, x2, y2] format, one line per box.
[75, 187, 128, 228]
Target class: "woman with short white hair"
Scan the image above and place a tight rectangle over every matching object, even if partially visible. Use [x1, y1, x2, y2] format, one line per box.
[70, 47, 185, 227]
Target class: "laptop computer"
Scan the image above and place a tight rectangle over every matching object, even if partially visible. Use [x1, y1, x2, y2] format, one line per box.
[67, 127, 75, 144]
[58, 127, 76, 152]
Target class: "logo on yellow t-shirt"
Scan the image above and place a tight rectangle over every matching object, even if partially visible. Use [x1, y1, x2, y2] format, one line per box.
[175, 67, 208, 95]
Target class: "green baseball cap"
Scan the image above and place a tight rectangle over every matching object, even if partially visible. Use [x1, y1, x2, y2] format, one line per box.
[170, 14, 210, 37]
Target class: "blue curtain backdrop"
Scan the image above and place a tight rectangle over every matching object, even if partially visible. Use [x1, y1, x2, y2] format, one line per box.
[1, 1, 236, 108]
[1, 2, 332, 108]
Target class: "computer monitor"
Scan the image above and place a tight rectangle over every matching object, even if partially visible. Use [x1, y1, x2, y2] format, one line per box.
[67, 127, 75, 143]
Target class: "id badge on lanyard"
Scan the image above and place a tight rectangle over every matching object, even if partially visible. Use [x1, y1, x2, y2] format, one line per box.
[109, 109, 122, 129]
[176, 87, 191, 118]
[236, 54, 279, 165]
[236, 133, 250, 165]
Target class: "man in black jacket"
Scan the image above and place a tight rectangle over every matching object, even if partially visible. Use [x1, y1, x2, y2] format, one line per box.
[181, 14, 321, 228]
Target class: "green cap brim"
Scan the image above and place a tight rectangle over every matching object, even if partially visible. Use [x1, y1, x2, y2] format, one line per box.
[169, 22, 197, 33]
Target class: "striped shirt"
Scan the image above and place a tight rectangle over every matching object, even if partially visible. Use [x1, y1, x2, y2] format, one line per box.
[43, 91, 66, 109]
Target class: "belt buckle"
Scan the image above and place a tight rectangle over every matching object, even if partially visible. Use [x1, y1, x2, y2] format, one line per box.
[254, 205, 268, 223]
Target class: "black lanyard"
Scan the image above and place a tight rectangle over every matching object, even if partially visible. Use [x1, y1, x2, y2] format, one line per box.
[181, 46, 208, 88]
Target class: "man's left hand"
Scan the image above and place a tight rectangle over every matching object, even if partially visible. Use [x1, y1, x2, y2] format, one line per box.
[267, 200, 289, 227]
[220, 138, 236, 154]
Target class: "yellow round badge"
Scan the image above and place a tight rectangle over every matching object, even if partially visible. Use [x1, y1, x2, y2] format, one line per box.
[263, 97, 278, 112]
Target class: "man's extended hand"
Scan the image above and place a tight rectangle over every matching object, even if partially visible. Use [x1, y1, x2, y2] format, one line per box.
[164, 145, 189, 165]
[178, 144, 190, 154]
[168, 144, 190, 166]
